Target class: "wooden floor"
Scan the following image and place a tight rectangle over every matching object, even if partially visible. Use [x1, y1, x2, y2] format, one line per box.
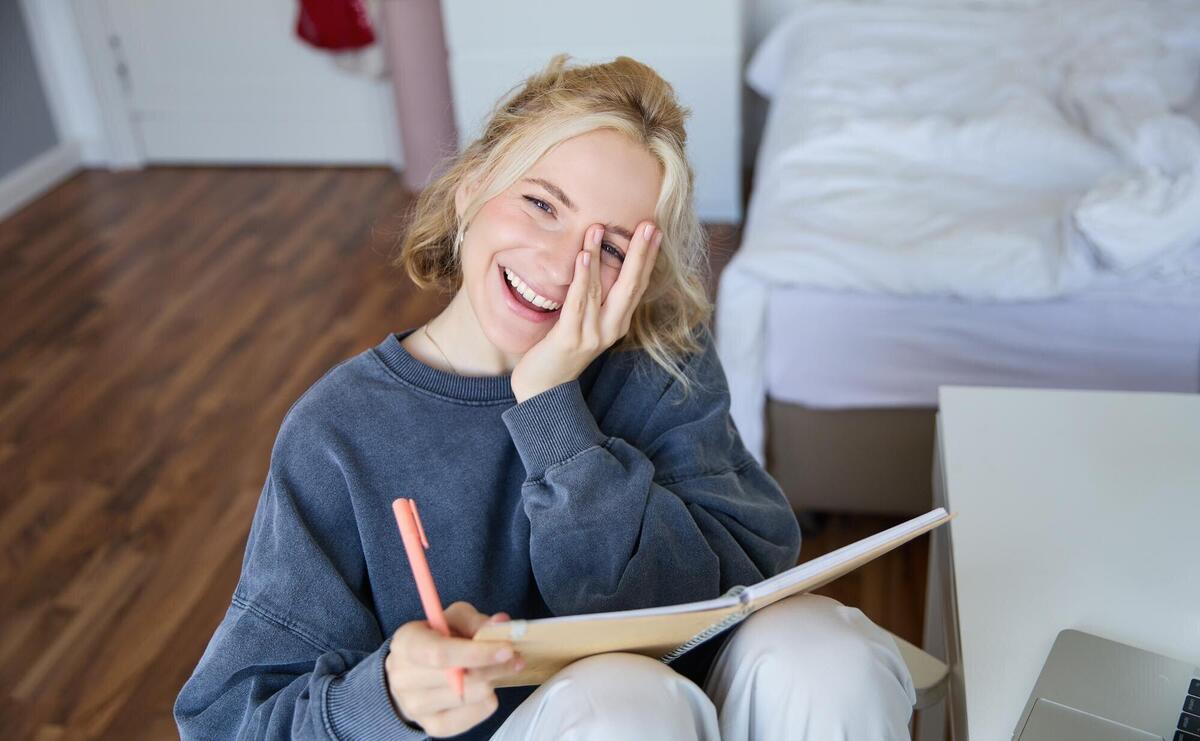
[0, 167, 926, 740]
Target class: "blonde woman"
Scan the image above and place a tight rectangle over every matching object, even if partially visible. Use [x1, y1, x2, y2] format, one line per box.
[175, 54, 916, 740]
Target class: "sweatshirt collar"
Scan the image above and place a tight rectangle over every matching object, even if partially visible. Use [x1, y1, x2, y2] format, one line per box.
[375, 329, 616, 404]
[373, 328, 517, 403]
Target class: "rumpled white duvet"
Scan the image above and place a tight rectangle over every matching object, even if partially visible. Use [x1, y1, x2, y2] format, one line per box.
[717, 0, 1200, 464]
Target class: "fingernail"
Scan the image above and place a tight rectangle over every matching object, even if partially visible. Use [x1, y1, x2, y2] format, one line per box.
[583, 251, 591, 267]
[643, 223, 653, 240]
[495, 648, 513, 661]
[592, 227, 602, 246]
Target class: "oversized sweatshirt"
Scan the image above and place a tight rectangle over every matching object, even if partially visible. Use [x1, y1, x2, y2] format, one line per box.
[173, 323, 802, 740]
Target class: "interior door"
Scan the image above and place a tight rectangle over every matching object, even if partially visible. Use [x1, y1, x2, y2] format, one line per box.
[97, 0, 400, 164]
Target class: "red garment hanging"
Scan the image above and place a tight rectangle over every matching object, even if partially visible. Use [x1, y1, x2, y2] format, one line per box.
[295, 0, 376, 50]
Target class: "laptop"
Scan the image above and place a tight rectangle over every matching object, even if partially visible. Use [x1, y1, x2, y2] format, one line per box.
[1013, 629, 1200, 741]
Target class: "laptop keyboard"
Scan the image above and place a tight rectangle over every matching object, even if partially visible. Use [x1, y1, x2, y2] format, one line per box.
[1177, 678, 1200, 741]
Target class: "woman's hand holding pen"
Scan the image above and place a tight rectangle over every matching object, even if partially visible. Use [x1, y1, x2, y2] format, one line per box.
[384, 602, 525, 737]
[510, 220, 663, 404]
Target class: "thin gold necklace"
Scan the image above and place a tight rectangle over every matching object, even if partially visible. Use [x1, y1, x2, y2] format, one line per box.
[422, 322, 459, 375]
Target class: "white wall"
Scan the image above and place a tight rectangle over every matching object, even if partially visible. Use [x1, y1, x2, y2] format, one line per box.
[20, 0, 110, 166]
[26, 0, 801, 207]
[0, 0, 84, 220]
[97, 0, 402, 165]
[442, 0, 745, 222]
[2, 0, 59, 176]
[25, 0, 401, 168]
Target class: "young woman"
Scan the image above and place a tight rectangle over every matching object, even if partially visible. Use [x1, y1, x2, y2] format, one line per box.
[174, 54, 916, 740]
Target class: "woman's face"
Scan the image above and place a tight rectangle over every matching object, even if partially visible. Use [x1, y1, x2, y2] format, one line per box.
[454, 128, 663, 356]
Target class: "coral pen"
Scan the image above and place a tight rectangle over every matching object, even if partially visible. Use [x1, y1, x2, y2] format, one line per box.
[392, 498, 465, 699]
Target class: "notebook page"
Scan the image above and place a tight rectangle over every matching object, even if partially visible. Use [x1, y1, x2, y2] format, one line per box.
[744, 507, 949, 603]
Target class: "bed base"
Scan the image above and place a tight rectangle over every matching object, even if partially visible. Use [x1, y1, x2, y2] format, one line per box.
[764, 400, 936, 515]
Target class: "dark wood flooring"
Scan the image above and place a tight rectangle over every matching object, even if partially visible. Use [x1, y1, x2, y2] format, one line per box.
[0, 167, 925, 740]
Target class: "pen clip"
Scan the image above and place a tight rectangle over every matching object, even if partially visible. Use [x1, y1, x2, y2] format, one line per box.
[408, 499, 430, 549]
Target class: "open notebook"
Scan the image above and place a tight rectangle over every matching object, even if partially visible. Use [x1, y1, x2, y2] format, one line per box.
[474, 507, 953, 686]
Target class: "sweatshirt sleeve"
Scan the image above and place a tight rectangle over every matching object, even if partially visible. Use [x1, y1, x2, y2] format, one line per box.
[174, 403, 428, 740]
[500, 325, 802, 616]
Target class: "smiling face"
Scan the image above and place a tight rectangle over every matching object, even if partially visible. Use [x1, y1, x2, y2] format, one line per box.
[454, 128, 663, 356]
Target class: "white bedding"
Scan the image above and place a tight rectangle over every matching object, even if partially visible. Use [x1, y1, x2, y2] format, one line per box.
[717, 0, 1200, 463]
[740, 0, 1200, 297]
[765, 282, 1200, 410]
[723, 255, 1200, 463]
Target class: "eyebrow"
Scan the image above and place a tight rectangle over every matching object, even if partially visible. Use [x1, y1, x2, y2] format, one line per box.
[522, 177, 636, 242]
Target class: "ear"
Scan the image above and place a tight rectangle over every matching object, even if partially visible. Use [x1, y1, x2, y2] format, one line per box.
[454, 169, 482, 222]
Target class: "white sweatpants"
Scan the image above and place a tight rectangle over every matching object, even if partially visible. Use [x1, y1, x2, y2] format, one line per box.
[489, 593, 917, 740]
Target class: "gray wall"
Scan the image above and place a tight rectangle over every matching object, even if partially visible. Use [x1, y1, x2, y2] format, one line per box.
[1, 0, 60, 177]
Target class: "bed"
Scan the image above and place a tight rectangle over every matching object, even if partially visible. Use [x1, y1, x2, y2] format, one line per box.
[716, 0, 1200, 514]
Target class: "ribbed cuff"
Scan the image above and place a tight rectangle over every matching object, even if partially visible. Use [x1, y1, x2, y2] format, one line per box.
[324, 635, 428, 740]
[501, 379, 608, 479]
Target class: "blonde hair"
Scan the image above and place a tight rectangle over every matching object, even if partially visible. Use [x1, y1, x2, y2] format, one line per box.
[393, 53, 715, 398]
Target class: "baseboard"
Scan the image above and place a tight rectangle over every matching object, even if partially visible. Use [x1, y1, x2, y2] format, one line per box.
[0, 140, 83, 222]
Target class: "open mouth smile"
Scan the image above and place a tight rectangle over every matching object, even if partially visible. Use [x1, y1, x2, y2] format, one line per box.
[499, 264, 561, 314]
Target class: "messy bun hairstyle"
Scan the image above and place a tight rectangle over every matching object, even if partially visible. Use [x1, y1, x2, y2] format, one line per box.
[393, 53, 713, 397]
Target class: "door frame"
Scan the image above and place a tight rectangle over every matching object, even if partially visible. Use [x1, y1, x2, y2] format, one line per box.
[66, 0, 145, 167]
[18, 0, 144, 169]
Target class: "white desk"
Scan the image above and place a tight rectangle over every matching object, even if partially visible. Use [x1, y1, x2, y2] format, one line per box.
[919, 387, 1200, 741]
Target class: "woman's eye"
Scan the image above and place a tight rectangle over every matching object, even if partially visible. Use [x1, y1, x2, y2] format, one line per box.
[524, 195, 554, 215]
[524, 195, 624, 262]
[603, 243, 625, 262]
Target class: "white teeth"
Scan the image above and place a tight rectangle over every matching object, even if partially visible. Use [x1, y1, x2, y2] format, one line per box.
[504, 267, 559, 311]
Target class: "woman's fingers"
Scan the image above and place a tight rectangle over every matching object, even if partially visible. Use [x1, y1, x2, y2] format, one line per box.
[399, 622, 514, 673]
[399, 654, 523, 728]
[466, 653, 525, 684]
[559, 227, 596, 336]
[386, 612, 521, 736]
[401, 666, 510, 716]
[602, 221, 660, 337]
[562, 222, 656, 346]
[645, 230, 663, 294]
[443, 601, 494, 639]
[392, 642, 515, 693]
[582, 225, 603, 344]
[415, 691, 501, 739]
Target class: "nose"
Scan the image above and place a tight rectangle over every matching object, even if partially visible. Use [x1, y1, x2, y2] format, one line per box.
[542, 226, 594, 286]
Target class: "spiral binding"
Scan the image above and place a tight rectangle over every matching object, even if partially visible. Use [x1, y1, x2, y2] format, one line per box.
[659, 585, 751, 664]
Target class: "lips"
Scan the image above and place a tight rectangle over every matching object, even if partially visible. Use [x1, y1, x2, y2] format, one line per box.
[496, 263, 560, 325]
[499, 265, 559, 313]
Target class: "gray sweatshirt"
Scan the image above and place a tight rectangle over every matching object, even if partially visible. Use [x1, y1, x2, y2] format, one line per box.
[174, 323, 801, 740]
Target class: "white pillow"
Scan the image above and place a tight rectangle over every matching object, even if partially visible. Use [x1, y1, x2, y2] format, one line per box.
[744, 12, 802, 100]
[744, 0, 1049, 100]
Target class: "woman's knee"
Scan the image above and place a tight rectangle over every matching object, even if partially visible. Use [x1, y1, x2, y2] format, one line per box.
[555, 651, 678, 691]
[714, 593, 917, 708]
[702, 594, 916, 740]
[555, 652, 714, 711]
[506, 652, 719, 740]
